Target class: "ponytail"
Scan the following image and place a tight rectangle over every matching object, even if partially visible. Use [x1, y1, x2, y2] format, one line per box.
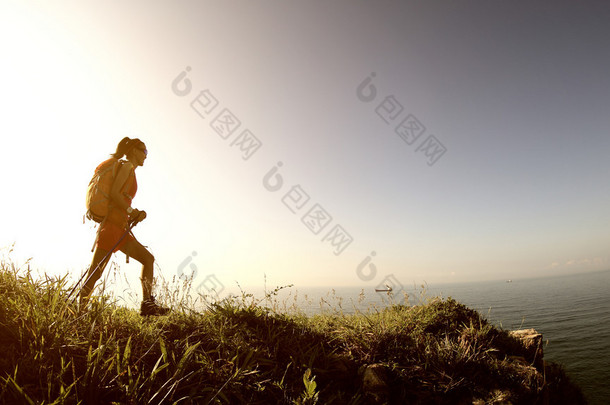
[112, 137, 132, 159]
[112, 137, 144, 159]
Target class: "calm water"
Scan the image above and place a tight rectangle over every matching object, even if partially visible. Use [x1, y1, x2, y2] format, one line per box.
[255, 270, 610, 404]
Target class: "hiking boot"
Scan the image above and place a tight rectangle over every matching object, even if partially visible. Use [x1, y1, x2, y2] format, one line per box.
[140, 297, 170, 316]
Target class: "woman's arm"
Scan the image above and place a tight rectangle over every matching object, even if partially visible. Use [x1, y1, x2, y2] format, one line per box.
[110, 162, 134, 211]
[110, 161, 146, 222]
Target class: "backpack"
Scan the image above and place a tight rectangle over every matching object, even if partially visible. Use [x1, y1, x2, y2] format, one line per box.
[85, 157, 125, 222]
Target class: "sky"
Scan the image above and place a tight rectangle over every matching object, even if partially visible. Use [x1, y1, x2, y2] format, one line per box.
[1, 1, 609, 302]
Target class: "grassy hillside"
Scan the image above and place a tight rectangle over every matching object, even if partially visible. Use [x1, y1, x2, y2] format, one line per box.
[0, 262, 585, 404]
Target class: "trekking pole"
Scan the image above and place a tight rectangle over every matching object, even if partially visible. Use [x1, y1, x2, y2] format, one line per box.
[66, 219, 138, 304]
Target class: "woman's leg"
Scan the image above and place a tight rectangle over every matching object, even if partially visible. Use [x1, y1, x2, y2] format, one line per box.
[80, 246, 111, 305]
[120, 239, 155, 301]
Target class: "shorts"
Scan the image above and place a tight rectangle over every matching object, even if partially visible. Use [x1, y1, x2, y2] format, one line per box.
[96, 218, 136, 253]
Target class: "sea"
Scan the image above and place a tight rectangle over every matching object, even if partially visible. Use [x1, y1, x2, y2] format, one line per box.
[246, 269, 610, 404]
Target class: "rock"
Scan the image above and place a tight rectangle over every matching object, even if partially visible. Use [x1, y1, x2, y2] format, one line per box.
[509, 328, 544, 369]
[359, 363, 390, 404]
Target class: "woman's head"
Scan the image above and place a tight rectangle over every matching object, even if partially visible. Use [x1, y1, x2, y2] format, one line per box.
[113, 137, 148, 166]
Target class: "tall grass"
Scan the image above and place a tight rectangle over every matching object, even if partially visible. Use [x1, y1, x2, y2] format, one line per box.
[0, 259, 586, 404]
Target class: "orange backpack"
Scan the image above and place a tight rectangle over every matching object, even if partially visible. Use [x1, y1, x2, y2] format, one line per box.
[85, 158, 125, 222]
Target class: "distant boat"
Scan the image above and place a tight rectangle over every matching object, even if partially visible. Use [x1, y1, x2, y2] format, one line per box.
[506, 279, 513, 283]
[375, 285, 393, 292]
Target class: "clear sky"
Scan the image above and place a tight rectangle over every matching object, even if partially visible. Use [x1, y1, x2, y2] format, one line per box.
[1, 1, 608, 301]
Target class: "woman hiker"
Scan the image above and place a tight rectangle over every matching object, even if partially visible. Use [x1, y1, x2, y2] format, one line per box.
[80, 137, 169, 316]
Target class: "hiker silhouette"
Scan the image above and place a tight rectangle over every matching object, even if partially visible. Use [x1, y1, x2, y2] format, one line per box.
[80, 137, 169, 316]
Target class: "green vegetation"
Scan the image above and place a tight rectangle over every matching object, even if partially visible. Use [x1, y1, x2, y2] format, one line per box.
[0, 260, 585, 404]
